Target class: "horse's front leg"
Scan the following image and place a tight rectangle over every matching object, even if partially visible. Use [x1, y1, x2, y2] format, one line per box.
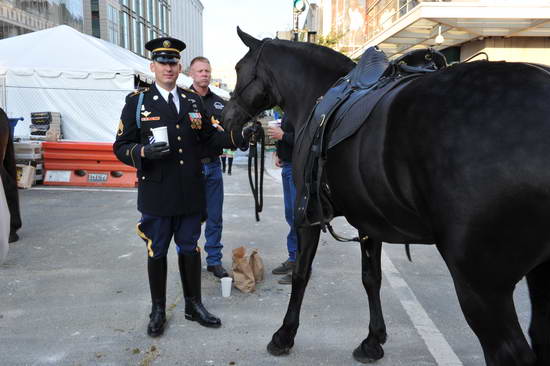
[267, 225, 321, 356]
[353, 237, 386, 363]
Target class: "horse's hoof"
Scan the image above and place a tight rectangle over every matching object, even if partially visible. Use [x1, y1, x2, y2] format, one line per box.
[267, 340, 290, 356]
[352, 341, 384, 364]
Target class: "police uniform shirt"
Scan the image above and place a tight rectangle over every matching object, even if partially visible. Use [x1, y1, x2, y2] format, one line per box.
[113, 84, 236, 217]
[191, 86, 226, 160]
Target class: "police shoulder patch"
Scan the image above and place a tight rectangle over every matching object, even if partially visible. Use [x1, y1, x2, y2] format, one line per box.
[117, 119, 124, 136]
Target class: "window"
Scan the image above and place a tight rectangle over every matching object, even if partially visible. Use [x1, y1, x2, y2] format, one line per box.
[107, 5, 119, 44]
[134, 0, 141, 17]
[120, 11, 130, 48]
[132, 16, 141, 53]
[148, 0, 154, 22]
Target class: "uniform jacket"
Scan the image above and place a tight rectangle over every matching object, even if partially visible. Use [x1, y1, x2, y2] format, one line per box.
[113, 84, 236, 216]
[191, 86, 226, 160]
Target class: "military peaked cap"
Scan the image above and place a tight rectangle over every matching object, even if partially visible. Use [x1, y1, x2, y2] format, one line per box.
[145, 37, 186, 63]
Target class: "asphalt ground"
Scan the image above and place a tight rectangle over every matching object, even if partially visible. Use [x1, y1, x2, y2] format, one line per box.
[0, 154, 531, 366]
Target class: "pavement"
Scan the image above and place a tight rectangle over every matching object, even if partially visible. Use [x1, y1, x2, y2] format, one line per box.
[0, 152, 532, 366]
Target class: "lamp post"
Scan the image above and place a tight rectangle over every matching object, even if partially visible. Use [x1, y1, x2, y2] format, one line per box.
[293, 0, 307, 41]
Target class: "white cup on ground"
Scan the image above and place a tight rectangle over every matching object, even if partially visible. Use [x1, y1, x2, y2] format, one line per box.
[151, 126, 169, 146]
[221, 277, 232, 297]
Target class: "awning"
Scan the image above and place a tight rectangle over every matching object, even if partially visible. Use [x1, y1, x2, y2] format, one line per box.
[350, 1, 550, 59]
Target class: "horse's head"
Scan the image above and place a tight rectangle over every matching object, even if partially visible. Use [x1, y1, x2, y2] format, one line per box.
[222, 28, 279, 132]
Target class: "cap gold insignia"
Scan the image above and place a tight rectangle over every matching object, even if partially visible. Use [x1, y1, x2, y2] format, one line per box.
[163, 40, 171, 48]
[117, 120, 124, 136]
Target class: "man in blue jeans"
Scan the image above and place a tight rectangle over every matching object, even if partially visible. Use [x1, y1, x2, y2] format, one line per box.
[268, 115, 297, 285]
[189, 56, 229, 278]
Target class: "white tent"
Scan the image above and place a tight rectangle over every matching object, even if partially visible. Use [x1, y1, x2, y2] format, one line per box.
[0, 25, 229, 142]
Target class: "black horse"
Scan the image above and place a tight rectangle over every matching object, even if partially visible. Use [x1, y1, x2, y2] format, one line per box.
[223, 28, 550, 366]
[0, 107, 22, 243]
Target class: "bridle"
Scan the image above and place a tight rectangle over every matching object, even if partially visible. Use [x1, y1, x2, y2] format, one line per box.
[229, 40, 273, 221]
[230, 40, 274, 121]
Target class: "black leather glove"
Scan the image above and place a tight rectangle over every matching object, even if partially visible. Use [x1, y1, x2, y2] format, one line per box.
[143, 142, 170, 159]
[239, 122, 261, 151]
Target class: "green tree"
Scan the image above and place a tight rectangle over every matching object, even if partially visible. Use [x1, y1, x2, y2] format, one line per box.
[316, 32, 344, 50]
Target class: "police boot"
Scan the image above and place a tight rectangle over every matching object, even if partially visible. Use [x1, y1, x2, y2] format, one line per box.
[147, 256, 167, 337]
[178, 251, 221, 328]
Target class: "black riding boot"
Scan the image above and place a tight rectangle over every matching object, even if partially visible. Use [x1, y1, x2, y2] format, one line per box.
[178, 251, 221, 328]
[147, 256, 167, 337]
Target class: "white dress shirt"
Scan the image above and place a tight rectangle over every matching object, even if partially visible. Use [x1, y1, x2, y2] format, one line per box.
[156, 84, 180, 113]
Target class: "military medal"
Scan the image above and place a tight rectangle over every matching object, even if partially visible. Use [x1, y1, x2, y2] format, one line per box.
[189, 112, 202, 129]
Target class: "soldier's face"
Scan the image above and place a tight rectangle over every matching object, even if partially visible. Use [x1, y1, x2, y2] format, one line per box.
[190, 61, 212, 88]
[150, 61, 182, 87]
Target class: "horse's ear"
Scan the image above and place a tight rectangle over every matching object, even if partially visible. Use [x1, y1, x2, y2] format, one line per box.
[237, 26, 261, 50]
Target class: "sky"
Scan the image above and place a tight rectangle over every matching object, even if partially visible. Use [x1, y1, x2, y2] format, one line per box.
[201, 0, 296, 88]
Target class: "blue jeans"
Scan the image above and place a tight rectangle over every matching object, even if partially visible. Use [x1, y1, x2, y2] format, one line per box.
[202, 159, 224, 266]
[282, 162, 297, 262]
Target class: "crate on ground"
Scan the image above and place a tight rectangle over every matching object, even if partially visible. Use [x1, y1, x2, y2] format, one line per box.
[29, 111, 62, 141]
[16, 163, 36, 189]
[14, 141, 43, 160]
[31, 112, 61, 126]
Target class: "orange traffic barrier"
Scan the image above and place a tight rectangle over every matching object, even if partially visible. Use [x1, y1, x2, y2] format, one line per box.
[42, 141, 137, 188]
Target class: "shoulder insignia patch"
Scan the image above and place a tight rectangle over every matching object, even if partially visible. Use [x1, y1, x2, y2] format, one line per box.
[117, 119, 124, 136]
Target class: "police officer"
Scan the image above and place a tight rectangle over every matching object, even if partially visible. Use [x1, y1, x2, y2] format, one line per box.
[113, 37, 252, 337]
[189, 56, 229, 279]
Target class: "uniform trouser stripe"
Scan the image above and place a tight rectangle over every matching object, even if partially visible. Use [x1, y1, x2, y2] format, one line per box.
[136, 223, 154, 257]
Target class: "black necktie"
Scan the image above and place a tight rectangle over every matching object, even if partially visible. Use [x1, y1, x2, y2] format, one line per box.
[168, 93, 178, 116]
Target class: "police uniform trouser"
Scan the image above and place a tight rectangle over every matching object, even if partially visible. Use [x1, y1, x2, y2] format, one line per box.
[136, 213, 202, 258]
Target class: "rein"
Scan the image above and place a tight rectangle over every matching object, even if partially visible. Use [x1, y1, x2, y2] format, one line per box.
[230, 42, 271, 221]
[247, 121, 265, 221]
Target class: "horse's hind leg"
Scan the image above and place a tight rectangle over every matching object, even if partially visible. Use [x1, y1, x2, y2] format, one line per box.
[353, 237, 386, 363]
[447, 260, 536, 366]
[267, 225, 320, 356]
[526, 260, 550, 366]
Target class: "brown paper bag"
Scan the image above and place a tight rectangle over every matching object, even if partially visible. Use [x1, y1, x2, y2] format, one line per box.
[232, 246, 264, 293]
[232, 246, 255, 292]
[250, 249, 264, 282]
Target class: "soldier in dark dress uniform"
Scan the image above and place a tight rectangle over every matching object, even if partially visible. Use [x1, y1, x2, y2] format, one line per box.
[113, 37, 252, 337]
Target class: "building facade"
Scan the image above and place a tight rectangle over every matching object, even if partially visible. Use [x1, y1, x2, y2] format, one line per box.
[170, 0, 203, 68]
[83, 0, 172, 57]
[1, 0, 204, 64]
[308, 0, 550, 65]
[0, 0, 84, 39]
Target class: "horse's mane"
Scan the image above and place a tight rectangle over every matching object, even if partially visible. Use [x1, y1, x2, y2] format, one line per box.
[269, 38, 356, 76]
